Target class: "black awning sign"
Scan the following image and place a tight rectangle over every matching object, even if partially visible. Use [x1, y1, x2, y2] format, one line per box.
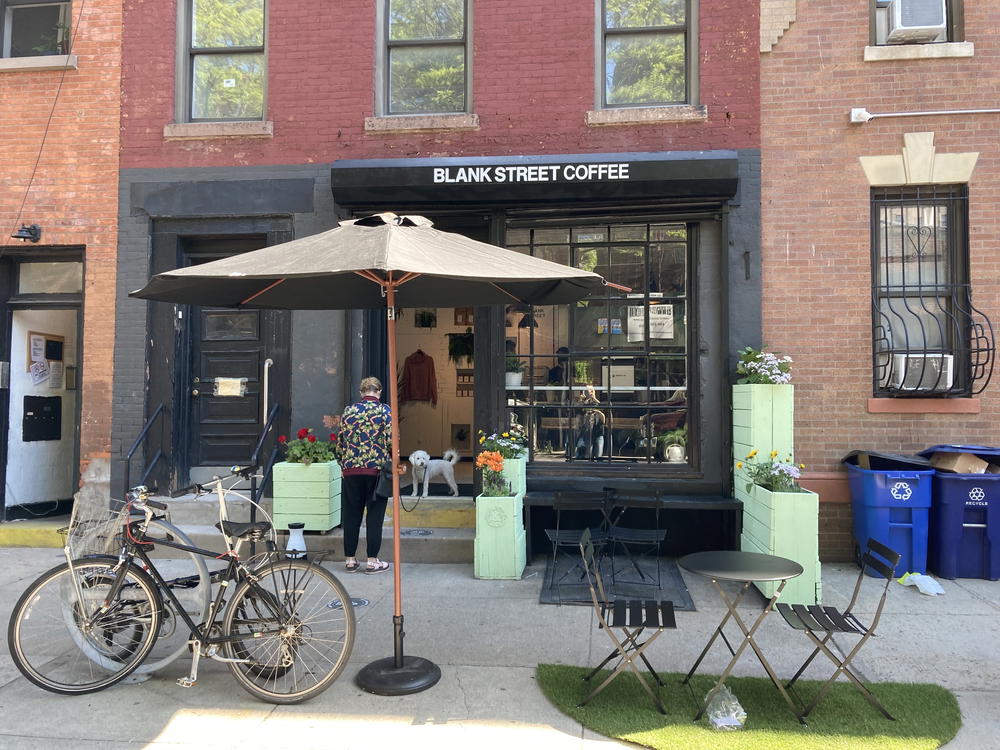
[433, 163, 630, 184]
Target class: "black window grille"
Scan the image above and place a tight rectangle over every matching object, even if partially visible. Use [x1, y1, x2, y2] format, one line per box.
[871, 185, 994, 397]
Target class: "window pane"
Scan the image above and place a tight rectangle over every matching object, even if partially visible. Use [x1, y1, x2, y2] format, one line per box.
[877, 203, 950, 289]
[389, 0, 464, 40]
[650, 242, 686, 295]
[18, 262, 82, 294]
[610, 245, 644, 292]
[389, 45, 464, 114]
[204, 310, 259, 340]
[192, 53, 264, 119]
[192, 0, 264, 48]
[9, 3, 67, 57]
[605, 0, 686, 29]
[878, 296, 950, 351]
[606, 32, 685, 105]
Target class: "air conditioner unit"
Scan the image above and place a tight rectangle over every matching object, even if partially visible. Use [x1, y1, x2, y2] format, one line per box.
[886, 0, 947, 44]
[884, 353, 954, 391]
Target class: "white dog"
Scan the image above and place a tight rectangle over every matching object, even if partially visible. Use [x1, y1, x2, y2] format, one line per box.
[408, 449, 460, 498]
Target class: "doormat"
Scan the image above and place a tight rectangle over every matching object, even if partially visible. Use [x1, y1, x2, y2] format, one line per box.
[539, 554, 695, 611]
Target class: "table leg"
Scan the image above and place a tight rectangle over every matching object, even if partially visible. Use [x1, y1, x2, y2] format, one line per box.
[691, 578, 804, 724]
[681, 579, 753, 685]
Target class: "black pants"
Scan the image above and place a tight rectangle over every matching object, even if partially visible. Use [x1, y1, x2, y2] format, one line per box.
[341, 474, 388, 559]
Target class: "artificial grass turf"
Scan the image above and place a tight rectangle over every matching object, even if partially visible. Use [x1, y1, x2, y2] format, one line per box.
[536, 664, 961, 750]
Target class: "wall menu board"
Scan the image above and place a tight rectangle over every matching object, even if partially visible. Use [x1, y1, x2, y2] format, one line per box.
[27, 331, 65, 370]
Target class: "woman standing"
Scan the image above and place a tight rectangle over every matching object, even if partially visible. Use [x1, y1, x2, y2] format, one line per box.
[331, 376, 392, 573]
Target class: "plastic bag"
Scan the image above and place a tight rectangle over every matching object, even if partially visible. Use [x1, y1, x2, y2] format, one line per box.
[898, 572, 946, 596]
[705, 684, 747, 730]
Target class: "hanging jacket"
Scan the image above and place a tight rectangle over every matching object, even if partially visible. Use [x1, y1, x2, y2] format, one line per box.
[335, 396, 392, 476]
[399, 349, 437, 405]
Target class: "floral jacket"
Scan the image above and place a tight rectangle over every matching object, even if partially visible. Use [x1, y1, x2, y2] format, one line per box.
[335, 396, 392, 476]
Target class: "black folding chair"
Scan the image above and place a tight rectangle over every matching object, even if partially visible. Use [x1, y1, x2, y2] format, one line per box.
[577, 528, 676, 714]
[544, 491, 611, 602]
[604, 488, 667, 589]
[775, 538, 903, 720]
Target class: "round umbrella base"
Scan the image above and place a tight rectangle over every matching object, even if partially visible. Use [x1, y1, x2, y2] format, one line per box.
[355, 656, 441, 696]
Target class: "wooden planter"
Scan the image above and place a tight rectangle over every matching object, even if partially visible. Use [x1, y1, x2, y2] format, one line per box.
[732, 384, 794, 464]
[474, 493, 526, 580]
[271, 460, 342, 532]
[500, 455, 527, 497]
[740, 484, 821, 605]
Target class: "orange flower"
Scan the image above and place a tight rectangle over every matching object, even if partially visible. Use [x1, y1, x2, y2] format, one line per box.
[475, 450, 504, 473]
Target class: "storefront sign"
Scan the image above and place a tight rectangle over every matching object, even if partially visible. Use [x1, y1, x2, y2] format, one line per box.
[331, 151, 739, 206]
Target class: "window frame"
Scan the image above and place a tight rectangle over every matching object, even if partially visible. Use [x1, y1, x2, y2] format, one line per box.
[504, 219, 695, 468]
[175, 0, 267, 123]
[870, 184, 993, 397]
[596, 0, 698, 109]
[1, 0, 70, 58]
[377, 0, 470, 117]
[869, 0, 963, 46]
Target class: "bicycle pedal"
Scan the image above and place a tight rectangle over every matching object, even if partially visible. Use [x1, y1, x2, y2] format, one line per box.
[176, 677, 197, 688]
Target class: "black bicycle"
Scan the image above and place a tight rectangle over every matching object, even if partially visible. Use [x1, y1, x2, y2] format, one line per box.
[6, 467, 355, 704]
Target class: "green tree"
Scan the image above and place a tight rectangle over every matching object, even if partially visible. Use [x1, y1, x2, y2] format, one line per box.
[387, 0, 465, 114]
[191, 0, 265, 119]
[604, 0, 687, 105]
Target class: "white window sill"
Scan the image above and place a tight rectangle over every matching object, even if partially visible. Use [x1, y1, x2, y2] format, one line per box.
[0, 54, 77, 72]
[163, 121, 273, 139]
[586, 104, 708, 126]
[864, 42, 973, 62]
[364, 113, 479, 132]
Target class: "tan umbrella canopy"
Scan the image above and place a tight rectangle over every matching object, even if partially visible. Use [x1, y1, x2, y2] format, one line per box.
[130, 212, 624, 695]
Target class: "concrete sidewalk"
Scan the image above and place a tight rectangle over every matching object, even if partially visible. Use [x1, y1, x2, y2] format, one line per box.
[0, 546, 996, 749]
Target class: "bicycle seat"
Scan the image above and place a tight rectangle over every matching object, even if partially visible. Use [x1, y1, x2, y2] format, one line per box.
[215, 521, 272, 540]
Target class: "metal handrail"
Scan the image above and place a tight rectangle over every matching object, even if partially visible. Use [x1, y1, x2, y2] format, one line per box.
[248, 403, 280, 555]
[123, 403, 165, 500]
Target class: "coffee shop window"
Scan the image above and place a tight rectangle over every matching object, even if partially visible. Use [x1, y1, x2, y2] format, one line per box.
[504, 222, 691, 465]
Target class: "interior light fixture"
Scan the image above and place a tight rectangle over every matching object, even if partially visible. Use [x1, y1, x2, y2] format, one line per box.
[11, 224, 41, 243]
[517, 313, 538, 328]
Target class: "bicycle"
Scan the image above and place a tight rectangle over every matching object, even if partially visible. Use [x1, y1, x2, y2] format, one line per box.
[6, 467, 356, 704]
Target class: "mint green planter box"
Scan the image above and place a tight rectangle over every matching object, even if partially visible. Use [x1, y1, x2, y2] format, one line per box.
[272, 460, 342, 532]
[474, 493, 526, 580]
[732, 384, 794, 464]
[740, 485, 821, 605]
[500, 456, 527, 496]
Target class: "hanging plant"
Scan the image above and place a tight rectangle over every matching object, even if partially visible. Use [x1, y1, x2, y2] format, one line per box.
[447, 327, 474, 365]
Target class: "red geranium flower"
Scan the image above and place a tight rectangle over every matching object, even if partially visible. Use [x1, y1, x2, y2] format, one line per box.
[307, 434, 316, 443]
[278, 435, 287, 443]
[329, 433, 338, 442]
[297, 427, 309, 440]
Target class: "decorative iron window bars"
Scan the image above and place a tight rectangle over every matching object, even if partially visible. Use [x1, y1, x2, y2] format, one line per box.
[871, 185, 994, 396]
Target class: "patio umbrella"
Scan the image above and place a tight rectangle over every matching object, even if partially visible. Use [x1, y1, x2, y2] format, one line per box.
[130, 212, 624, 694]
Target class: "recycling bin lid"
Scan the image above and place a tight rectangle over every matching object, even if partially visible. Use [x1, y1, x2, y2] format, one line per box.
[842, 450, 933, 470]
[918, 445, 1000, 460]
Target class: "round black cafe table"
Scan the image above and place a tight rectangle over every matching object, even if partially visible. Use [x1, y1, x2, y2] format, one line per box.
[678, 549, 806, 724]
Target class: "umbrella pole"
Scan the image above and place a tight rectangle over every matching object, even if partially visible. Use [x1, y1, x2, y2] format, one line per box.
[355, 279, 441, 696]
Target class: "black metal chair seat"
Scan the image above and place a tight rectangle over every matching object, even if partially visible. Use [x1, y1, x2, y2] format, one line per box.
[775, 538, 902, 721]
[599, 598, 675, 631]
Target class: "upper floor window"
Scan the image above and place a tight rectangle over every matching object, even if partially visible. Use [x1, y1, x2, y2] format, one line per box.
[1, 0, 69, 57]
[383, 0, 467, 115]
[871, 185, 994, 396]
[600, 0, 692, 107]
[186, 0, 265, 121]
[870, 0, 962, 45]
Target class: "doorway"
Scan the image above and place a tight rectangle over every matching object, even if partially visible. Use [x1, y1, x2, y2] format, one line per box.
[0, 254, 83, 519]
[180, 237, 291, 485]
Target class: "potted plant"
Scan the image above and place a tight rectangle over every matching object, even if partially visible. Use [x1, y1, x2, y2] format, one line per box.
[478, 424, 529, 493]
[736, 449, 820, 605]
[272, 428, 341, 532]
[447, 327, 475, 365]
[656, 426, 687, 462]
[504, 355, 525, 387]
[733, 345, 795, 473]
[473, 448, 526, 580]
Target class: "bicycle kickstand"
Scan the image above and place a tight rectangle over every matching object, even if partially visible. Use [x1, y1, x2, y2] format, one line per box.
[177, 640, 201, 688]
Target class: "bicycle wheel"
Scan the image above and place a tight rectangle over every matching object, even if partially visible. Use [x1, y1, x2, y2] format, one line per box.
[133, 518, 212, 675]
[222, 559, 355, 704]
[7, 556, 162, 695]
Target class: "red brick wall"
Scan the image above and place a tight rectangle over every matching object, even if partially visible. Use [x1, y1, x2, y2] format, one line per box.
[121, 0, 759, 168]
[762, 2, 1000, 558]
[0, 1, 122, 474]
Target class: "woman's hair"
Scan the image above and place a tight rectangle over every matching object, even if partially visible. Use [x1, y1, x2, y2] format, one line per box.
[359, 376, 382, 395]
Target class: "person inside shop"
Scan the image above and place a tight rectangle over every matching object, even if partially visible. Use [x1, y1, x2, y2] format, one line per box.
[325, 376, 393, 573]
[548, 346, 570, 385]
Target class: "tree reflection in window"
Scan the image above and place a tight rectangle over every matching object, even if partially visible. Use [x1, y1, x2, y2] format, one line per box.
[387, 0, 466, 114]
[603, 0, 688, 106]
[190, 0, 265, 120]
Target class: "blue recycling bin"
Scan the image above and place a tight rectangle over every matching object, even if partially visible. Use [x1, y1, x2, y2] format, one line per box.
[843, 452, 934, 576]
[918, 445, 1000, 581]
